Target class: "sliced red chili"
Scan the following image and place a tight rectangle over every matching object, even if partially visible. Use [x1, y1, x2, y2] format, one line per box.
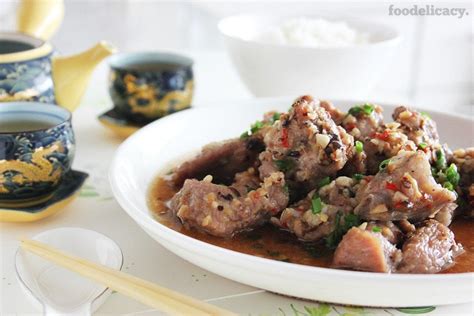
[385, 181, 398, 191]
[375, 130, 390, 141]
[345, 123, 356, 132]
[394, 201, 405, 208]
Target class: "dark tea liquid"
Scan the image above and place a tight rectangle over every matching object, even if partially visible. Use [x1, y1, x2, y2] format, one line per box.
[0, 40, 35, 54]
[0, 120, 56, 133]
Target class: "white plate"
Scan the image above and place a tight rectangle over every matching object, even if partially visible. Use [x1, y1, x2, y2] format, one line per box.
[109, 97, 474, 307]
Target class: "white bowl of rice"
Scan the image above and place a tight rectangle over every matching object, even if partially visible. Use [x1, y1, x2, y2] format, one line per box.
[218, 15, 401, 98]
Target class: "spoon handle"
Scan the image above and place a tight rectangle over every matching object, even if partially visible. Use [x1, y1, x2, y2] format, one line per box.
[21, 239, 236, 316]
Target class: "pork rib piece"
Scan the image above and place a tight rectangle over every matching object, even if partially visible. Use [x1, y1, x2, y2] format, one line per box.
[170, 171, 288, 237]
[354, 151, 457, 221]
[397, 220, 463, 273]
[332, 227, 402, 273]
[392, 106, 454, 166]
[259, 95, 353, 185]
[392, 106, 439, 148]
[272, 176, 361, 242]
[171, 137, 264, 187]
[363, 122, 417, 175]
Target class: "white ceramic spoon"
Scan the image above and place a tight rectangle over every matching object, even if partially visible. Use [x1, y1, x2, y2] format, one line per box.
[15, 227, 123, 315]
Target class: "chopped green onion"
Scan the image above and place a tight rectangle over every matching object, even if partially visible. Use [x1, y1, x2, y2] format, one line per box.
[240, 131, 250, 139]
[325, 212, 341, 248]
[355, 140, 364, 153]
[372, 226, 382, 233]
[274, 159, 294, 172]
[435, 149, 447, 170]
[446, 163, 460, 186]
[325, 212, 361, 248]
[379, 159, 391, 171]
[436, 171, 447, 184]
[420, 111, 431, 119]
[272, 112, 281, 123]
[457, 197, 467, 208]
[418, 142, 428, 149]
[348, 104, 374, 116]
[318, 176, 331, 188]
[344, 213, 360, 228]
[443, 182, 454, 191]
[353, 173, 364, 181]
[348, 106, 362, 116]
[250, 121, 264, 134]
[311, 196, 323, 214]
[362, 104, 375, 115]
[242, 113, 282, 139]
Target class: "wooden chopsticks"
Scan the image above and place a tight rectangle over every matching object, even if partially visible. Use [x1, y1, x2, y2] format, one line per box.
[21, 239, 237, 316]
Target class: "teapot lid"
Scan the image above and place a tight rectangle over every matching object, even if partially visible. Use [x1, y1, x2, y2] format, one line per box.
[0, 32, 52, 63]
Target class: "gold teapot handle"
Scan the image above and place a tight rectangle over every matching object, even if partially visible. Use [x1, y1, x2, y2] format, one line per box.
[17, 0, 64, 40]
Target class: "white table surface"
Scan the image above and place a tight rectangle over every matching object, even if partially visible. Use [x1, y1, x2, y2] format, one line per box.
[1, 50, 473, 315]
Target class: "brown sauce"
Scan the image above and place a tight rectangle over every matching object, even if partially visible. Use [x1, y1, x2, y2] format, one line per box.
[148, 176, 474, 273]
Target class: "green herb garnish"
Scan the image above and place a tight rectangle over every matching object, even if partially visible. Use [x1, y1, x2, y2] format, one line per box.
[445, 163, 460, 186]
[353, 173, 364, 181]
[274, 159, 294, 172]
[318, 176, 331, 188]
[372, 226, 382, 233]
[325, 212, 361, 249]
[418, 142, 427, 149]
[324, 212, 342, 249]
[435, 170, 447, 183]
[348, 106, 362, 116]
[240, 131, 250, 139]
[355, 140, 364, 153]
[348, 103, 374, 116]
[344, 213, 360, 228]
[272, 112, 281, 123]
[379, 158, 391, 171]
[443, 182, 454, 191]
[250, 121, 264, 134]
[435, 149, 447, 170]
[241, 113, 281, 139]
[362, 104, 375, 115]
[420, 111, 431, 119]
[311, 196, 323, 214]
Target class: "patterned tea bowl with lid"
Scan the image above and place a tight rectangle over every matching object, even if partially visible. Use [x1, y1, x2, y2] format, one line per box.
[108, 52, 194, 124]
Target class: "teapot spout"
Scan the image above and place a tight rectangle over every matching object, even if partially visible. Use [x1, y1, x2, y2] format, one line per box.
[52, 41, 116, 111]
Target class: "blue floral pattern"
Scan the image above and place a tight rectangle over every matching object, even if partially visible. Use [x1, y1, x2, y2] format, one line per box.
[0, 54, 55, 104]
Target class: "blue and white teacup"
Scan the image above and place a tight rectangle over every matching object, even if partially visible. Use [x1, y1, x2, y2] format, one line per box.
[0, 102, 74, 207]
